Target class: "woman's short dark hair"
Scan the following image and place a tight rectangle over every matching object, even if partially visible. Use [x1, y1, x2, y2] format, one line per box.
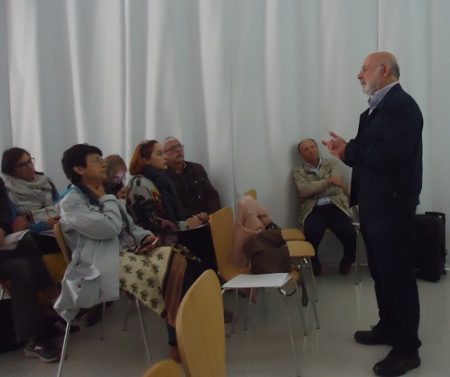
[62, 144, 102, 183]
[1, 147, 30, 176]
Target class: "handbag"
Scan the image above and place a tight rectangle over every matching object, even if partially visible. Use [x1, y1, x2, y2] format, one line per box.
[243, 229, 292, 274]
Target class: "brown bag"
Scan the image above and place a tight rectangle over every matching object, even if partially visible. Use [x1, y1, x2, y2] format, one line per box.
[242, 229, 291, 274]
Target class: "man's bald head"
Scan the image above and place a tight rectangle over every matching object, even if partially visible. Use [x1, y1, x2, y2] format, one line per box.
[357, 51, 400, 95]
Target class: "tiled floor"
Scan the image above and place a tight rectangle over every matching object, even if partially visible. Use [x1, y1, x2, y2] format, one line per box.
[1, 266, 449, 377]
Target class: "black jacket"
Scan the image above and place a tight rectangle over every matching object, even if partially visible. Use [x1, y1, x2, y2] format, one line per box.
[167, 161, 221, 218]
[344, 84, 423, 212]
[0, 177, 13, 234]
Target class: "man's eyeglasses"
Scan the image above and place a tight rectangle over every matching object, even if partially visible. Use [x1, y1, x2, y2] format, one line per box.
[165, 144, 184, 153]
[16, 157, 35, 169]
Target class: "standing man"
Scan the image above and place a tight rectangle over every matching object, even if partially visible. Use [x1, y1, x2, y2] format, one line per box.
[323, 52, 423, 376]
[293, 138, 356, 276]
[163, 136, 221, 219]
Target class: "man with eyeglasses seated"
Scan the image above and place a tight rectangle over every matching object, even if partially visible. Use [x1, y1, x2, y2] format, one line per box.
[163, 137, 221, 220]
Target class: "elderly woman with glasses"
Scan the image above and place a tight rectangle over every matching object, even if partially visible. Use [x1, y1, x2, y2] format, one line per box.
[104, 154, 129, 199]
[1, 147, 60, 253]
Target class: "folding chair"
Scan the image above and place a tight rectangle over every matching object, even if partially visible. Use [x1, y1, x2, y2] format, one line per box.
[210, 207, 306, 376]
[53, 224, 151, 377]
[141, 359, 183, 377]
[176, 270, 226, 377]
[243, 189, 320, 326]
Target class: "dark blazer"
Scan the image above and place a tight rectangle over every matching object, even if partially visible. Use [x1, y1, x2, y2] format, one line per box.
[0, 177, 13, 234]
[344, 84, 423, 212]
[167, 161, 221, 218]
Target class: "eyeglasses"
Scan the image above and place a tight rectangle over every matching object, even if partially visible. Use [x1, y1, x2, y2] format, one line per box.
[91, 157, 105, 164]
[112, 174, 126, 183]
[15, 157, 35, 169]
[164, 144, 184, 153]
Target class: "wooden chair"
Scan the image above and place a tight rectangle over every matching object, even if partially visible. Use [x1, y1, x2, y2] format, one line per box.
[242, 189, 319, 327]
[141, 359, 183, 377]
[176, 270, 226, 377]
[53, 224, 151, 377]
[210, 207, 305, 376]
[54, 223, 72, 264]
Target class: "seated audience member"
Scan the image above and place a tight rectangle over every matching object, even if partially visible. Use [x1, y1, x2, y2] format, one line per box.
[163, 136, 221, 218]
[0, 177, 61, 363]
[127, 140, 217, 271]
[293, 138, 356, 276]
[55, 144, 200, 361]
[104, 154, 128, 199]
[1, 148, 60, 253]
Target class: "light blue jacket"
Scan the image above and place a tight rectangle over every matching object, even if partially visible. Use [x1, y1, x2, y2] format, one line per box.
[54, 186, 150, 321]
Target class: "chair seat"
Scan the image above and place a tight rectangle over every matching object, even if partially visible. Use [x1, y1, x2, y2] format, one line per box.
[287, 240, 315, 258]
[43, 252, 68, 283]
[222, 272, 292, 290]
[281, 228, 305, 241]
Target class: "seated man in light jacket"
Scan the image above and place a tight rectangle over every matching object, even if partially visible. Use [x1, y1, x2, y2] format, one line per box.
[293, 138, 356, 276]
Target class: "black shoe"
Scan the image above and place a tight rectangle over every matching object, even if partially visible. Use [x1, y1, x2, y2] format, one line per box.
[354, 328, 392, 346]
[373, 349, 420, 376]
[339, 259, 352, 275]
[84, 304, 103, 327]
[24, 338, 61, 363]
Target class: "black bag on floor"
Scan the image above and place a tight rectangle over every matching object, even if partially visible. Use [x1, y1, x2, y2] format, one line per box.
[414, 212, 447, 282]
[0, 299, 23, 353]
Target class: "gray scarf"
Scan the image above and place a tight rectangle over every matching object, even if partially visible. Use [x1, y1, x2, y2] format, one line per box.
[4, 174, 59, 222]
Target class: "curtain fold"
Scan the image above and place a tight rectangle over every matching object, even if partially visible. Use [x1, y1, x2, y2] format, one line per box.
[1, 0, 450, 235]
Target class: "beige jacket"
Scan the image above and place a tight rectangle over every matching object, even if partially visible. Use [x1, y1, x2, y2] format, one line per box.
[293, 158, 351, 227]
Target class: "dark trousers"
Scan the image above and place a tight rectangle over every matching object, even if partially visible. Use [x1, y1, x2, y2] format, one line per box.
[177, 224, 217, 272]
[0, 233, 54, 342]
[32, 234, 60, 254]
[359, 207, 421, 351]
[303, 204, 356, 264]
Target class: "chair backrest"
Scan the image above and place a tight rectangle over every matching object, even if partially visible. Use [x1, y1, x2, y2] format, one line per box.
[244, 188, 257, 200]
[54, 223, 72, 264]
[141, 359, 183, 377]
[209, 207, 250, 282]
[176, 270, 226, 377]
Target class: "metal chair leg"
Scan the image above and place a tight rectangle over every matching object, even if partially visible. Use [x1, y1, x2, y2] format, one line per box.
[232, 289, 238, 334]
[282, 294, 301, 377]
[295, 284, 307, 336]
[300, 258, 320, 329]
[304, 257, 318, 302]
[100, 302, 106, 340]
[244, 288, 254, 331]
[56, 320, 71, 377]
[122, 294, 132, 331]
[135, 297, 152, 364]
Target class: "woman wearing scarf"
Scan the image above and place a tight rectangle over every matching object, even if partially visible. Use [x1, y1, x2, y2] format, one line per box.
[1, 148, 60, 253]
[127, 140, 217, 271]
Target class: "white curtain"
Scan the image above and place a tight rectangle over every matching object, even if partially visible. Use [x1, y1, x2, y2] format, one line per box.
[1, 0, 450, 245]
